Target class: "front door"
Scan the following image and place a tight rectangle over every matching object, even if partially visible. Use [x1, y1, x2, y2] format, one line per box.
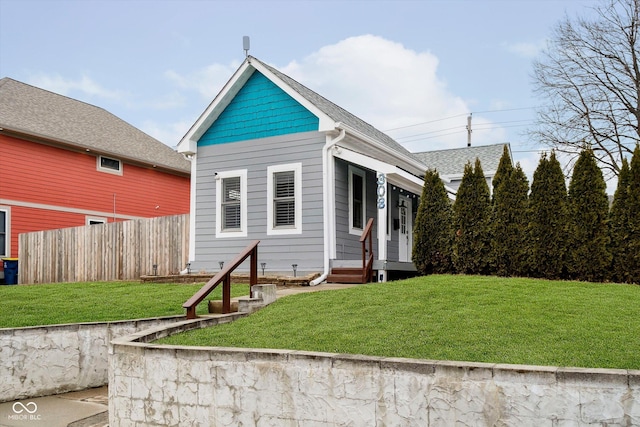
[398, 199, 412, 262]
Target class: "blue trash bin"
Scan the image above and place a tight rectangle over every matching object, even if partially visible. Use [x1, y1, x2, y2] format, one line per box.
[2, 258, 18, 285]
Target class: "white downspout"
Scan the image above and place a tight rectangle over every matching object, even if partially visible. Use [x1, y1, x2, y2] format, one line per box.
[310, 127, 346, 286]
[180, 152, 197, 275]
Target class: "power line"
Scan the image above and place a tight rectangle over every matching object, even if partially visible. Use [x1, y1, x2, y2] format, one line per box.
[395, 124, 468, 140]
[383, 106, 537, 133]
[475, 119, 533, 127]
[402, 129, 468, 142]
[399, 122, 534, 143]
[383, 113, 468, 132]
[472, 106, 537, 114]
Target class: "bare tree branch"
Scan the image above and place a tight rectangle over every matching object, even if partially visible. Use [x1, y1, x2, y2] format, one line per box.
[530, 0, 640, 179]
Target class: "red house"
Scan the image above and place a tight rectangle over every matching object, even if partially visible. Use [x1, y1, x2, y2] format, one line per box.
[0, 78, 191, 282]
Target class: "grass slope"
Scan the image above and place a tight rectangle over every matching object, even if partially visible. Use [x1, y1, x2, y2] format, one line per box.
[0, 281, 249, 328]
[158, 275, 640, 369]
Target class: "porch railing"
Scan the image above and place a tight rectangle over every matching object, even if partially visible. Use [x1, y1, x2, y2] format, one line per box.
[183, 240, 259, 319]
[360, 218, 374, 283]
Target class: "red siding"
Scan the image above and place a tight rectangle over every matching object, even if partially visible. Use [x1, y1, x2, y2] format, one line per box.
[6, 206, 88, 258]
[0, 134, 190, 261]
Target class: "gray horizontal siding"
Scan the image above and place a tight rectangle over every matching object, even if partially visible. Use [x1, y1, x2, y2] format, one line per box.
[192, 131, 325, 275]
[334, 159, 380, 261]
[334, 159, 421, 263]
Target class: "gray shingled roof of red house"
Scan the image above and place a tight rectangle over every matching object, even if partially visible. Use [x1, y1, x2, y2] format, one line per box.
[0, 77, 190, 175]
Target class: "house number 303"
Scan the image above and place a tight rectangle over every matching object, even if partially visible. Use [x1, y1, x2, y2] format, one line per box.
[377, 173, 386, 209]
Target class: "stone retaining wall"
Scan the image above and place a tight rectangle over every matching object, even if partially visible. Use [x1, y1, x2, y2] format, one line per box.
[110, 326, 640, 426]
[0, 284, 276, 403]
[0, 316, 188, 402]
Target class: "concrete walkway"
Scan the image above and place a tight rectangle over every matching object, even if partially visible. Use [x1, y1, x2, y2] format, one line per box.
[0, 282, 362, 427]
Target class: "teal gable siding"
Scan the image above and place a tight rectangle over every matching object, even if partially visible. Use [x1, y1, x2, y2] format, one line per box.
[198, 71, 319, 146]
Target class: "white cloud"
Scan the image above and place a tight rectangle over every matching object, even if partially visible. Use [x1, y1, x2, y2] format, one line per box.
[165, 61, 241, 99]
[28, 74, 127, 101]
[140, 118, 193, 148]
[283, 37, 457, 139]
[277, 35, 501, 151]
[502, 40, 546, 59]
[24, 72, 193, 148]
[165, 35, 511, 152]
[146, 91, 187, 110]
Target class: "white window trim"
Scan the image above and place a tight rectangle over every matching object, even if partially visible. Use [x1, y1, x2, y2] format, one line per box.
[0, 206, 10, 258]
[215, 169, 248, 238]
[267, 163, 302, 235]
[97, 155, 123, 175]
[348, 165, 366, 236]
[86, 216, 107, 225]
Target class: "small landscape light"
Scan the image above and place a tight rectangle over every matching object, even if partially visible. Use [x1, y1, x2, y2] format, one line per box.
[152, 264, 158, 276]
[219, 261, 224, 270]
[261, 262, 266, 275]
[292, 264, 298, 277]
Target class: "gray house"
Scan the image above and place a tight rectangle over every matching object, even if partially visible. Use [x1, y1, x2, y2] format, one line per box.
[177, 56, 507, 283]
[414, 143, 511, 197]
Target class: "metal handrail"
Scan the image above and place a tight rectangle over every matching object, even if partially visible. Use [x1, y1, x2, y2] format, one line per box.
[359, 218, 374, 283]
[183, 240, 259, 319]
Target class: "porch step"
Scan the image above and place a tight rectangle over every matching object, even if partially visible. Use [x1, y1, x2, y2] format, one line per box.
[327, 267, 367, 284]
[330, 267, 363, 275]
[326, 273, 365, 284]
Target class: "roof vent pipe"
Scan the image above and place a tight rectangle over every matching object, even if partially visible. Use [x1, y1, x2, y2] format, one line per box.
[243, 36, 250, 58]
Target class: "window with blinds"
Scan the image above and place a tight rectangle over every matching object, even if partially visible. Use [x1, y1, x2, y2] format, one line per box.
[266, 163, 302, 235]
[222, 176, 241, 230]
[273, 171, 295, 227]
[215, 169, 247, 238]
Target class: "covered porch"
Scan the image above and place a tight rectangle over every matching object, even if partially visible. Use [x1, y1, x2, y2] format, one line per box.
[326, 144, 423, 283]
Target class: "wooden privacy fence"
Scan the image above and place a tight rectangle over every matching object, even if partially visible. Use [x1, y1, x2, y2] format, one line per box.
[18, 214, 189, 284]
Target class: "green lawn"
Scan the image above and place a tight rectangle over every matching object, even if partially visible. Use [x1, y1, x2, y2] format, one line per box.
[0, 281, 249, 328]
[158, 275, 640, 369]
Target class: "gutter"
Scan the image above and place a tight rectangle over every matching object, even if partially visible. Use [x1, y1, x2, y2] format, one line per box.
[335, 123, 427, 176]
[310, 127, 346, 286]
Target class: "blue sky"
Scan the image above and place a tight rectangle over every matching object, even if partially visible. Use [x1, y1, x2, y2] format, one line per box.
[0, 0, 604, 186]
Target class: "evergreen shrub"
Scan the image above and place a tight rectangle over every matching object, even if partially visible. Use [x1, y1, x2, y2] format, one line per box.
[412, 169, 453, 275]
[452, 159, 492, 275]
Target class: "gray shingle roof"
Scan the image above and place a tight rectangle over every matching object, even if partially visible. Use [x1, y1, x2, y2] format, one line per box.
[413, 143, 509, 176]
[253, 57, 416, 160]
[0, 77, 190, 174]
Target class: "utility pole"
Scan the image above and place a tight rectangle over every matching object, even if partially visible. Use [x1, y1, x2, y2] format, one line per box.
[466, 113, 472, 147]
